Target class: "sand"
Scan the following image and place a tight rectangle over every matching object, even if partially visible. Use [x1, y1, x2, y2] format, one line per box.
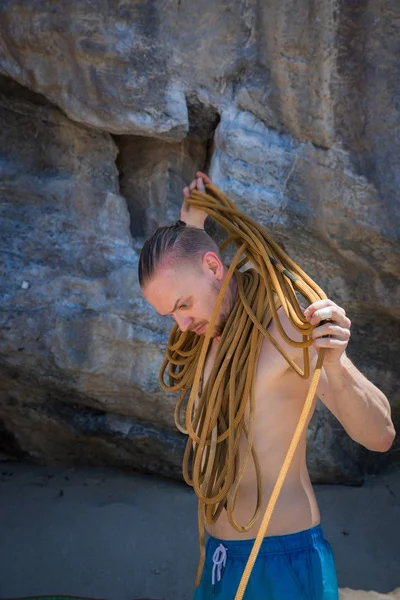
[0, 463, 399, 600]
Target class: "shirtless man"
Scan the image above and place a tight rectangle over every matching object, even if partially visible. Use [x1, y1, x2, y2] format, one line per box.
[139, 172, 396, 599]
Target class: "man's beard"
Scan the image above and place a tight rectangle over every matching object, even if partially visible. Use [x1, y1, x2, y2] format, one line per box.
[210, 281, 233, 337]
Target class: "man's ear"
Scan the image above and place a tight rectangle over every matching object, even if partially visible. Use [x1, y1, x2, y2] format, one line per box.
[203, 251, 224, 279]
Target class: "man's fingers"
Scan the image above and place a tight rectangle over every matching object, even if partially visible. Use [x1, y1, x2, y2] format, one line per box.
[184, 173, 210, 199]
[197, 177, 205, 192]
[196, 171, 213, 185]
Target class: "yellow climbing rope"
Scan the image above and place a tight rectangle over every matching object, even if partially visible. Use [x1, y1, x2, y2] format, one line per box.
[158, 183, 327, 600]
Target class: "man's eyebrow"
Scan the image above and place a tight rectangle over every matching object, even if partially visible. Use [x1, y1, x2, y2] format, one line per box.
[162, 297, 182, 317]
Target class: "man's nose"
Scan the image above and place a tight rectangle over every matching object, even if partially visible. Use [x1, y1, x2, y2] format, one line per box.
[175, 315, 193, 332]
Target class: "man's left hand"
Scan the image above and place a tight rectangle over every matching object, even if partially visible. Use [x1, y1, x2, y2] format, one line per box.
[181, 172, 211, 228]
[304, 300, 351, 366]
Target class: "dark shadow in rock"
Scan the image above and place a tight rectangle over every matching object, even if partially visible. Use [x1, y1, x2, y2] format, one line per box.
[114, 92, 221, 239]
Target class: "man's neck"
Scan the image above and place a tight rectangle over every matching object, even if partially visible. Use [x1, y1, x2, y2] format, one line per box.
[215, 272, 238, 343]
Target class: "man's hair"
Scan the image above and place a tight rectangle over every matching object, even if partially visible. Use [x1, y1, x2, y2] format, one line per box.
[138, 223, 220, 287]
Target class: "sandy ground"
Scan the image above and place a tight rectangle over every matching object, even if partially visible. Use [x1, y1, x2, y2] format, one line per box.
[0, 462, 399, 600]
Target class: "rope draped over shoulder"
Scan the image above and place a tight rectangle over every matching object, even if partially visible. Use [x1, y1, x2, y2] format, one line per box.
[158, 183, 328, 600]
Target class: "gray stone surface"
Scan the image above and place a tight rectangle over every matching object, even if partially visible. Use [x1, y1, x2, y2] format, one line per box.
[0, 79, 185, 478]
[116, 135, 209, 238]
[0, 0, 399, 482]
[0, 1, 189, 138]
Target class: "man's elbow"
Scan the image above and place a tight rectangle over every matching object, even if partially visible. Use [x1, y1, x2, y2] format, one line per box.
[354, 425, 396, 453]
[371, 426, 396, 453]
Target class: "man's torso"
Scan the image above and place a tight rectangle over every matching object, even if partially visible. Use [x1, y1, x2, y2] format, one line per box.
[201, 306, 320, 541]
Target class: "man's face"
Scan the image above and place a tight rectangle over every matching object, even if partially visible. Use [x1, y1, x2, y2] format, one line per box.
[142, 253, 231, 337]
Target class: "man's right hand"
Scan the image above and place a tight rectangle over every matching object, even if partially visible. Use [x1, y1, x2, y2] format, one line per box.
[181, 171, 212, 229]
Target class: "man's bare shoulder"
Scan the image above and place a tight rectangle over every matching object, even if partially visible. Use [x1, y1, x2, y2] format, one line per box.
[257, 305, 307, 383]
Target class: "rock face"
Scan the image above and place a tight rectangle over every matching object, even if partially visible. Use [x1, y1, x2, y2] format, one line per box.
[0, 78, 185, 478]
[117, 135, 209, 238]
[0, 1, 399, 482]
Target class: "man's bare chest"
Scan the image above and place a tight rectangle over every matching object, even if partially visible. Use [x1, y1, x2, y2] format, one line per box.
[199, 330, 310, 457]
[200, 332, 289, 398]
[198, 332, 309, 492]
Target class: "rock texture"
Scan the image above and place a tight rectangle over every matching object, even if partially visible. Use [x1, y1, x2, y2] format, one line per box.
[117, 135, 209, 238]
[0, 1, 399, 482]
[0, 78, 185, 478]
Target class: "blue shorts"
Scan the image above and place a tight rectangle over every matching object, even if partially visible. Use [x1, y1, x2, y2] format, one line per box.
[193, 525, 339, 599]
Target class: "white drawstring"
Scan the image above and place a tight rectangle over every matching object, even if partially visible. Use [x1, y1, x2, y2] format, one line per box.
[211, 543, 228, 587]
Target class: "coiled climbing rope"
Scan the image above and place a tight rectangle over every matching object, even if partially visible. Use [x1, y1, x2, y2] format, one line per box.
[158, 183, 327, 600]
